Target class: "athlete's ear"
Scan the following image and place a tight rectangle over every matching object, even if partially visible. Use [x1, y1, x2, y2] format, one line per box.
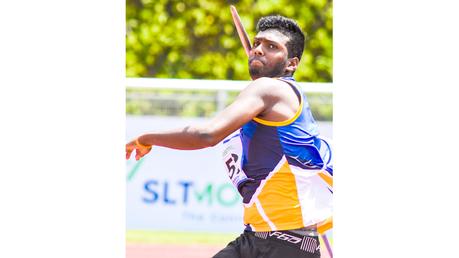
[285, 57, 299, 74]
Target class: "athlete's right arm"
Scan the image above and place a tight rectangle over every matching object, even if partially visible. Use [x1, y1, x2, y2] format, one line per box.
[126, 78, 277, 160]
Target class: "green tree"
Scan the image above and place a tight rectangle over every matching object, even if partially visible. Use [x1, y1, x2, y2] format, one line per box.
[126, 0, 333, 82]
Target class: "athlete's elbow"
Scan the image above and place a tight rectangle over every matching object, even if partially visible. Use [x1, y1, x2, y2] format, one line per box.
[183, 126, 218, 148]
[194, 126, 222, 147]
[197, 131, 220, 147]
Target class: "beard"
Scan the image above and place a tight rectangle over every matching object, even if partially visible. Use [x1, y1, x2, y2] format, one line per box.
[248, 58, 287, 79]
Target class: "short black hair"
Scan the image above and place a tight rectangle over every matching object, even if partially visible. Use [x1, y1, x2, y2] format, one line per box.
[256, 15, 305, 60]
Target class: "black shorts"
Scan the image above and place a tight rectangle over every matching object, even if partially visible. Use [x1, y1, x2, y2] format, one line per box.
[213, 230, 321, 258]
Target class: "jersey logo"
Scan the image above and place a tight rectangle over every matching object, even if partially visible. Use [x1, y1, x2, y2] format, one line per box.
[268, 231, 302, 244]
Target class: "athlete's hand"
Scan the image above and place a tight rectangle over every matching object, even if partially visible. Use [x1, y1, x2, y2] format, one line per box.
[126, 138, 152, 161]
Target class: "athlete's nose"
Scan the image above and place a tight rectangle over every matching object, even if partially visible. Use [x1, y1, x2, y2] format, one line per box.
[251, 43, 263, 56]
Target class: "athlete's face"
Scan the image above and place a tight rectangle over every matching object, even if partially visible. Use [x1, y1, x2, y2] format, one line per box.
[248, 29, 294, 80]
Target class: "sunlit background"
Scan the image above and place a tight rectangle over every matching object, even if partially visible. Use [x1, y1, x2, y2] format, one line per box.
[126, 1, 333, 257]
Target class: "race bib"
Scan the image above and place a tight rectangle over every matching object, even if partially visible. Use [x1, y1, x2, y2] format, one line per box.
[221, 131, 252, 191]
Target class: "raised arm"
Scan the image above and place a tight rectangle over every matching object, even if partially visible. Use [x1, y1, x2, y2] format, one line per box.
[126, 78, 277, 160]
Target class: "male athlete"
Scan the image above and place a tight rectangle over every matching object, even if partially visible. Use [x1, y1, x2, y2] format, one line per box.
[126, 15, 332, 258]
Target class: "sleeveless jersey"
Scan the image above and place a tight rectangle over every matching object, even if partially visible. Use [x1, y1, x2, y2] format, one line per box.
[237, 76, 333, 232]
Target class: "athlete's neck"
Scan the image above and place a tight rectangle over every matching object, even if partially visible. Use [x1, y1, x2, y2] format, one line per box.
[250, 73, 294, 80]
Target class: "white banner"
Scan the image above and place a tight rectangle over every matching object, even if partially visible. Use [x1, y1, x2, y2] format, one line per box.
[126, 116, 332, 233]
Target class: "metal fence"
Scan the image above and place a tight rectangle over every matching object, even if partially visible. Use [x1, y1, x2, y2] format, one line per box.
[126, 78, 333, 120]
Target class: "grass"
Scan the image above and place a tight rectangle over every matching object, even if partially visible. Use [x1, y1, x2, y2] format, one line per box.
[126, 230, 240, 245]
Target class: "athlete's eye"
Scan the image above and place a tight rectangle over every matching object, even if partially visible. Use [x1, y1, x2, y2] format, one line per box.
[268, 44, 277, 49]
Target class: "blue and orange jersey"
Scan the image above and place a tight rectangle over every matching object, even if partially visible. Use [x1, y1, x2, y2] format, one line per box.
[237, 76, 333, 232]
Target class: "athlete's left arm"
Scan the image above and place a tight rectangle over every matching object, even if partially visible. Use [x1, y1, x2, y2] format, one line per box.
[126, 78, 277, 160]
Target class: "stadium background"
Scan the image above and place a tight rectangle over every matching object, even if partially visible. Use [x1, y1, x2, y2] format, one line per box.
[126, 0, 332, 257]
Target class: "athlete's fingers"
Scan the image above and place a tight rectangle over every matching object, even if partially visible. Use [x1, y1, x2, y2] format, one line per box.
[135, 148, 144, 160]
[135, 149, 141, 161]
[126, 141, 136, 160]
[135, 146, 152, 160]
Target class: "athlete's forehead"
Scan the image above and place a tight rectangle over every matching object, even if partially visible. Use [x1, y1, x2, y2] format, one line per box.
[254, 29, 289, 46]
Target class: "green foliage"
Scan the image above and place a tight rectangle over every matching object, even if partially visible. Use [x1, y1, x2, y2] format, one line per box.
[307, 93, 333, 121]
[126, 0, 333, 82]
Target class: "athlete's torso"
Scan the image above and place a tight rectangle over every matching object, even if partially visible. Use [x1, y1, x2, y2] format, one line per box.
[238, 77, 333, 232]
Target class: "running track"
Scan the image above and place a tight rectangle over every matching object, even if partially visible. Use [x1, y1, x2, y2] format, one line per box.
[126, 243, 332, 258]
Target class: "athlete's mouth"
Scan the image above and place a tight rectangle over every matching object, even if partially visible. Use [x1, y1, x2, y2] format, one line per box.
[249, 58, 265, 66]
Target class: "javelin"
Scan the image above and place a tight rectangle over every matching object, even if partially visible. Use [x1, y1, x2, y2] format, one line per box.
[230, 5, 252, 56]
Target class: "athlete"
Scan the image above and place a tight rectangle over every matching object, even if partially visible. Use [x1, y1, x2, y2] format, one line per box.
[126, 15, 332, 258]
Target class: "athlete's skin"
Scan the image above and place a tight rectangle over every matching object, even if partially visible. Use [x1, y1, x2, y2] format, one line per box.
[125, 29, 301, 160]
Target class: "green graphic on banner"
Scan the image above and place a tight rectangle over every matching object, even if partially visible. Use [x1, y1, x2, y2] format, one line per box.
[194, 184, 213, 205]
[127, 158, 145, 182]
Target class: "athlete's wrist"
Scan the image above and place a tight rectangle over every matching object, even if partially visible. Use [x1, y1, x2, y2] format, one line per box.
[135, 136, 152, 149]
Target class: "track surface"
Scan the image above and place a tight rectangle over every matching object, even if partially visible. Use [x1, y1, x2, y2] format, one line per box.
[126, 243, 332, 258]
[127, 244, 223, 258]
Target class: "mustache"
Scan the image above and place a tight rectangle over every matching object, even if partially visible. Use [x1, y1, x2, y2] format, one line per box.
[248, 57, 266, 64]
